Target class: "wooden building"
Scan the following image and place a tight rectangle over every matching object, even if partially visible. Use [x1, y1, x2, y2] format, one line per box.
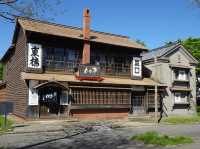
[0, 9, 164, 120]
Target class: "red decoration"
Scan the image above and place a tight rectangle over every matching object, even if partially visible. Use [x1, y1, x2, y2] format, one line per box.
[75, 74, 104, 82]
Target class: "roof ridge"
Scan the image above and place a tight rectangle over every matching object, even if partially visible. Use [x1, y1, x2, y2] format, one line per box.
[17, 16, 129, 39]
[151, 42, 181, 52]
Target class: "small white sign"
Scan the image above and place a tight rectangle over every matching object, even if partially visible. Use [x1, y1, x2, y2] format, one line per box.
[28, 43, 42, 69]
[131, 57, 142, 78]
[60, 91, 69, 105]
[28, 80, 39, 105]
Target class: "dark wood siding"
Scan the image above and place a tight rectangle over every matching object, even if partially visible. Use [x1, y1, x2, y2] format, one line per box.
[5, 27, 28, 118]
[0, 85, 7, 102]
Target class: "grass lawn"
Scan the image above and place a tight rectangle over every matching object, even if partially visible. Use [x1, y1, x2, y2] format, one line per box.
[0, 115, 13, 133]
[163, 116, 200, 124]
[131, 131, 193, 146]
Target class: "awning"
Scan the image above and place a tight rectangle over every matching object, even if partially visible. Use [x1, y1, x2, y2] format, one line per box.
[170, 87, 191, 92]
[169, 64, 191, 69]
[21, 72, 165, 87]
[33, 81, 68, 90]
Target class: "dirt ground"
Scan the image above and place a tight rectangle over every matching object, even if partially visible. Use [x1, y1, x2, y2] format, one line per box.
[0, 119, 200, 149]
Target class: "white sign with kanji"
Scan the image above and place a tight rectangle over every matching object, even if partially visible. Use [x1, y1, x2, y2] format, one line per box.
[131, 57, 142, 78]
[28, 43, 42, 69]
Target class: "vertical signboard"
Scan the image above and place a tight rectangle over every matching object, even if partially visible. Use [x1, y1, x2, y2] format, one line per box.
[60, 91, 69, 105]
[28, 43, 42, 69]
[28, 80, 39, 105]
[131, 57, 142, 80]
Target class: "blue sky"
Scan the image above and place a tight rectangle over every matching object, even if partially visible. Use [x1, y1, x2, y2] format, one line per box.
[0, 0, 200, 58]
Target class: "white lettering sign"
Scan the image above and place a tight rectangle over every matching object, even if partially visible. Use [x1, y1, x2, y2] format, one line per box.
[28, 80, 39, 105]
[131, 57, 142, 79]
[28, 43, 42, 69]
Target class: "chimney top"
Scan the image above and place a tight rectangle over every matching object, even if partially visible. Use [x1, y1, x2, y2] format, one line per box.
[83, 8, 90, 17]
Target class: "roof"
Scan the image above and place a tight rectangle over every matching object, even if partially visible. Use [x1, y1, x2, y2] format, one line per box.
[33, 81, 68, 90]
[142, 42, 198, 64]
[1, 45, 15, 62]
[142, 43, 180, 61]
[17, 17, 148, 50]
[21, 72, 163, 87]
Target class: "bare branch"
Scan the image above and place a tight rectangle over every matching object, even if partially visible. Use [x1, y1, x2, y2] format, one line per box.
[0, 0, 18, 5]
[0, 12, 14, 22]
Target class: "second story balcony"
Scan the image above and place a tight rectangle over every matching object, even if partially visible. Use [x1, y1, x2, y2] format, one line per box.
[44, 60, 131, 77]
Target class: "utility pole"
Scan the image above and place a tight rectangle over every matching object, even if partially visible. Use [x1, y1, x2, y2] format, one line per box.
[154, 56, 158, 125]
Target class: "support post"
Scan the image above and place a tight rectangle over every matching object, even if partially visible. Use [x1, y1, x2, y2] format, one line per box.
[154, 56, 158, 125]
[154, 85, 158, 124]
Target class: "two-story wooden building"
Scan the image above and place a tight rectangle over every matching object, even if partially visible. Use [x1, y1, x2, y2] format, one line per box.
[0, 9, 163, 120]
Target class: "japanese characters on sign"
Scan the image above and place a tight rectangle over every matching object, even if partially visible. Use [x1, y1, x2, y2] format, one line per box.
[79, 65, 100, 77]
[28, 43, 42, 69]
[131, 57, 142, 79]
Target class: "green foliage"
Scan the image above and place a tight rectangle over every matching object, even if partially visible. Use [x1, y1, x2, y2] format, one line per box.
[181, 38, 200, 73]
[136, 39, 146, 47]
[131, 131, 193, 146]
[0, 115, 13, 133]
[196, 106, 200, 116]
[163, 116, 200, 124]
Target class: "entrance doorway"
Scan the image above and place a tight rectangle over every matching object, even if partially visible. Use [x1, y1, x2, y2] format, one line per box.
[39, 87, 61, 117]
[131, 92, 146, 114]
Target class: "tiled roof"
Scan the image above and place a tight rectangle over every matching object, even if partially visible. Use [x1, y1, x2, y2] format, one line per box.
[142, 43, 180, 61]
[17, 17, 148, 50]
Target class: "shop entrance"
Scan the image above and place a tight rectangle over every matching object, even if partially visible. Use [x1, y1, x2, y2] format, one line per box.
[34, 81, 68, 118]
[131, 90, 146, 114]
[39, 87, 61, 117]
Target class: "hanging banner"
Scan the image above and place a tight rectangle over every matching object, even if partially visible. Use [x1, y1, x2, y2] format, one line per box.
[60, 91, 69, 105]
[28, 80, 39, 105]
[131, 57, 142, 79]
[27, 43, 42, 69]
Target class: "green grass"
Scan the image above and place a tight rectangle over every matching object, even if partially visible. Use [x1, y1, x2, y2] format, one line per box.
[0, 115, 13, 133]
[131, 131, 193, 146]
[163, 116, 200, 124]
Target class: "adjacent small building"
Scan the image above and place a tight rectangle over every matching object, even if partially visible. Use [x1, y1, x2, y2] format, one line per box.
[143, 43, 198, 116]
[0, 9, 164, 120]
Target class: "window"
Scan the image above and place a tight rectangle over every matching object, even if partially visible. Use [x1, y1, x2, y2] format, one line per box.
[175, 70, 188, 81]
[174, 92, 187, 103]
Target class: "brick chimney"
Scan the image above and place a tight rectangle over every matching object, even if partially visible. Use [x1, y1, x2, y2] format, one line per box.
[82, 8, 90, 64]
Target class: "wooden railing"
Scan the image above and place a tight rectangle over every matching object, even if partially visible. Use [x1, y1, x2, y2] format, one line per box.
[44, 60, 131, 76]
[45, 60, 78, 73]
[100, 63, 131, 76]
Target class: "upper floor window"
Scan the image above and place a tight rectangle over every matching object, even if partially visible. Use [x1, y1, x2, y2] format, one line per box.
[175, 70, 188, 81]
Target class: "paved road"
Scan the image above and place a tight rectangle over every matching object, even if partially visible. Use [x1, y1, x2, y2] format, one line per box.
[1, 121, 200, 149]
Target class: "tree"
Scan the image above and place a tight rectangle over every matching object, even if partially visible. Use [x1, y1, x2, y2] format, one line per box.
[0, 0, 65, 22]
[193, 0, 200, 7]
[181, 38, 200, 73]
[135, 39, 146, 47]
